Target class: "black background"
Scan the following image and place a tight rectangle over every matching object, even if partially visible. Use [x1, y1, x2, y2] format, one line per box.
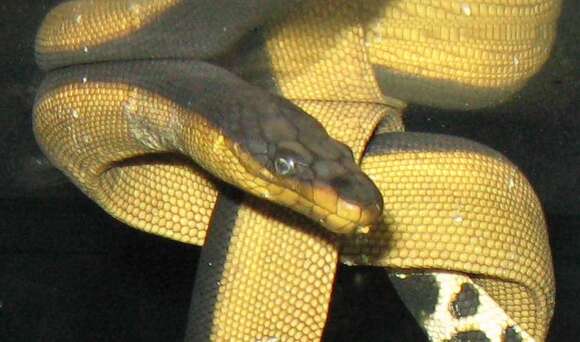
[1, 0, 578, 341]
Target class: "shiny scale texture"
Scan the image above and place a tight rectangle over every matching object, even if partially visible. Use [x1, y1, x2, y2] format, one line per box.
[33, 0, 560, 340]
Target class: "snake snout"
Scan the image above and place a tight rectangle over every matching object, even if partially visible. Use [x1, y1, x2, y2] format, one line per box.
[332, 173, 383, 224]
[309, 170, 383, 234]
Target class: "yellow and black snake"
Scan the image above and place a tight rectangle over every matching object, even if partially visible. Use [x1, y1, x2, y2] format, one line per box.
[33, 0, 561, 341]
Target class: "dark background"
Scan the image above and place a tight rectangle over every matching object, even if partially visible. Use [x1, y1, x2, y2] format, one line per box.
[1, 0, 578, 341]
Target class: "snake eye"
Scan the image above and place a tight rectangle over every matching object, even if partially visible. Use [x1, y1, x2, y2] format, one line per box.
[274, 157, 295, 176]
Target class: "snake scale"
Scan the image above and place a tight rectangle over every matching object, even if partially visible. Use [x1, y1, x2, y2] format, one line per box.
[33, 0, 560, 341]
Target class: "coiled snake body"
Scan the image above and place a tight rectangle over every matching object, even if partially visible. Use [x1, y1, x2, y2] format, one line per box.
[33, 0, 560, 341]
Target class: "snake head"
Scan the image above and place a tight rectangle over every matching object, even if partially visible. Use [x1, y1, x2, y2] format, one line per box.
[229, 97, 383, 234]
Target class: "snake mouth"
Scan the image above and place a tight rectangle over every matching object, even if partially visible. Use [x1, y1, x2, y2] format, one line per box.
[272, 173, 383, 234]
